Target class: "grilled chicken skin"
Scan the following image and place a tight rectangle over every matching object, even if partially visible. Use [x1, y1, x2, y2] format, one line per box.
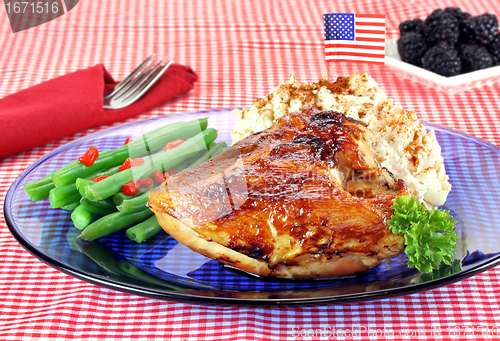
[149, 108, 409, 278]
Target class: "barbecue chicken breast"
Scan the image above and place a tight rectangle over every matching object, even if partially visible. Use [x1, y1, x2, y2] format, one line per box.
[148, 108, 409, 279]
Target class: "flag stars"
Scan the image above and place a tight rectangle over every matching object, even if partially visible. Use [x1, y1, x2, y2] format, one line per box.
[323, 13, 355, 41]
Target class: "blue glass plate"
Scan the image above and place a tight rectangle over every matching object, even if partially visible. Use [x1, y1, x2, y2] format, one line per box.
[5, 108, 500, 304]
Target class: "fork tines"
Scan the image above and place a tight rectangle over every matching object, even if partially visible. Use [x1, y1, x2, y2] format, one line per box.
[104, 54, 173, 109]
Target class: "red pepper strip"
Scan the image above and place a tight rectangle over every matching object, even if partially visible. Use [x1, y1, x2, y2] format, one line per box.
[153, 170, 169, 184]
[124, 138, 133, 145]
[120, 158, 132, 171]
[121, 181, 138, 196]
[137, 178, 154, 189]
[121, 178, 154, 196]
[90, 176, 109, 182]
[119, 157, 144, 171]
[78, 146, 99, 167]
[164, 139, 185, 151]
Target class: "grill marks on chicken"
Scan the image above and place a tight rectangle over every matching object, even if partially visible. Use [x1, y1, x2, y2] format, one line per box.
[149, 108, 409, 278]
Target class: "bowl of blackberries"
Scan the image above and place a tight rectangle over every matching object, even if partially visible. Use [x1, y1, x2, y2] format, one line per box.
[385, 7, 500, 93]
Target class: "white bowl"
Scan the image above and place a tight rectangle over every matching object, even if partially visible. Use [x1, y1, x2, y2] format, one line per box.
[385, 38, 500, 94]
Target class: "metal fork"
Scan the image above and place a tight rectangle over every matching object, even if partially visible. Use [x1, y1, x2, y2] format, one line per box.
[103, 55, 173, 109]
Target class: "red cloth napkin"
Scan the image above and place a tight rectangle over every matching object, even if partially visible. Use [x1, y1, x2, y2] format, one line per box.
[0, 63, 198, 160]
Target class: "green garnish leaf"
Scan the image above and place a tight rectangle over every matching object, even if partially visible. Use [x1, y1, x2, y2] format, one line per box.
[388, 196, 458, 273]
[418, 259, 462, 283]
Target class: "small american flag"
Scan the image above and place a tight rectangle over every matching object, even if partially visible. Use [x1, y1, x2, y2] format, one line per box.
[323, 13, 386, 64]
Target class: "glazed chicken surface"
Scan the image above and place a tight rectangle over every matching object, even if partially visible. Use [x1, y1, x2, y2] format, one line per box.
[149, 108, 409, 278]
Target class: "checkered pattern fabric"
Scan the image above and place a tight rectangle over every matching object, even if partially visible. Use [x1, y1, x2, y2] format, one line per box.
[1, 0, 500, 340]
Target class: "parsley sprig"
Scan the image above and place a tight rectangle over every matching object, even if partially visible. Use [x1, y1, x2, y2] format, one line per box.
[388, 196, 458, 273]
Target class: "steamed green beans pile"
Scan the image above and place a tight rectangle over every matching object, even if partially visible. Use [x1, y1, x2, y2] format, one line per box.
[24, 118, 227, 243]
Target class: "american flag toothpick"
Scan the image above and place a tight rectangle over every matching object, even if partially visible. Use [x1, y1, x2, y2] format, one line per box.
[323, 13, 386, 64]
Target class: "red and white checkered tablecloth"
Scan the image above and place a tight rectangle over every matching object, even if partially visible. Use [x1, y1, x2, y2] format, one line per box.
[1, 0, 500, 340]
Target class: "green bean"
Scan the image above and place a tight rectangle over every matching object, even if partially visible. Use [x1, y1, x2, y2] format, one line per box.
[117, 191, 149, 213]
[26, 181, 56, 202]
[24, 155, 115, 202]
[76, 178, 95, 196]
[172, 149, 206, 170]
[61, 201, 80, 211]
[84, 128, 218, 202]
[126, 215, 163, 243]
[84, 169, 149, 203]
[24, 174, 51, 190]
[73, 165, 122, 196]
[80, 197, 117, 216]
[52, 150, 126, 187]
[24, 175, 56, 202]
[210, 141, 227, 156]
[154, 143, 214, 172]
[52, 164, 122, 206]
[90, 165, 121, 178]
[184, 141, 227, 169]
[71, 205, 96, 230]
[78, 207, 154, 241]
[127, 117, 207, 155]
[52, 118, 208, 186]
[49, 183, 82, 208]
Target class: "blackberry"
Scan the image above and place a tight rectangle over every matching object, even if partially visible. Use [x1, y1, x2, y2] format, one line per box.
[460, 14, 499, 45]
[486, 33, 500, 66]
[443, 7, 471, 22]
[399, 19, 424, 35]
[459, 44, 493, 72]
[397, 32, 428, 66]
[422, 41, 461, 76]
[424, 9, 460, 45]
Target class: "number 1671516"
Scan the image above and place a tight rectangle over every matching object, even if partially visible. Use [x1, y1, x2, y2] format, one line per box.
[5, 2, 60, 14]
